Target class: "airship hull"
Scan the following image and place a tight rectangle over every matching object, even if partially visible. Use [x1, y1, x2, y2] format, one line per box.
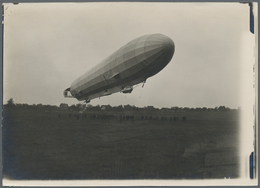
[65, 34, 175, 102]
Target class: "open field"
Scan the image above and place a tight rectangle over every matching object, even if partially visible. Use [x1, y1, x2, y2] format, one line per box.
[3, 107, 240, 180]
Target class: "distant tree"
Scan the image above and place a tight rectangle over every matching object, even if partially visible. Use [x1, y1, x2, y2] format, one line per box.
[36, 104, 44, 109]
[183, 107, 190, 112]
[131, 105, 137, 109]
[131, 105, 139, 111]
[18, 103, 29, 108]
[86, 104, 93, 109]
[69, 104, 78, 111]
[202, 107, 207, 111]
[161, 107, 171, 111]
[60, 103, 69, 110]
[218, 106, 226, 111]
[171, 106, 179, 111]
[207, 108, 214, 112]
[76, 103, 84, 111]
[7, 98, 14, 106]
[91, 105, 101, 111]
[43, 104, 59, 111]
[124, 104, 133, 110]
[218, 106, 231, 111]
[225, 107, 231, 111]
[195, 107, 202, 112]
[101, 104, 112, 110]
[114, 105, 123, 111]
[146, 106, 155, 110]
[100, 105, 112, 110]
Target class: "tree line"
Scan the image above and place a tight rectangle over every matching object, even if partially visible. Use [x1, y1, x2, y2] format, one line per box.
[4, 98, 238, 112]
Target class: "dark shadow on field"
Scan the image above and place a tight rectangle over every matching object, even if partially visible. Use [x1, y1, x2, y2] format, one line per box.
[3, 107, 240, 180]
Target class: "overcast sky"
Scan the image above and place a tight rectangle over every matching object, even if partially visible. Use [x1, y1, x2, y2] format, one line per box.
[3, 2, 255, 108]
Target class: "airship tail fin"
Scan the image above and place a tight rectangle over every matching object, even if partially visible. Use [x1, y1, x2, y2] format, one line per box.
[63, 88, 74, 98]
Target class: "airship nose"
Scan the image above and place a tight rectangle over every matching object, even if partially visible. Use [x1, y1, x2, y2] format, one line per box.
[143, 34, 175, 59]
[155, 34, 175, 54]
[141, 34, 175, 77]
[164, 36, 174, 52]
[142, 34, 174, 61]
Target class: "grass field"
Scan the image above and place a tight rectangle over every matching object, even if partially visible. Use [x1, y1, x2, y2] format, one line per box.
[3, 107, 240, 180]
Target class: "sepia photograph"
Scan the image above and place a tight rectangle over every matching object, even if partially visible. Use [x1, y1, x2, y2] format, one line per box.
[2, 2, 257, 186]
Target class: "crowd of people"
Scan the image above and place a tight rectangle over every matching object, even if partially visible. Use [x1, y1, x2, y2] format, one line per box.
[58, 113, 187, 122]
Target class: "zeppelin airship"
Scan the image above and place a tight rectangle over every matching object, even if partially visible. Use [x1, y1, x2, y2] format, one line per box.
[64, 34, 175, 103]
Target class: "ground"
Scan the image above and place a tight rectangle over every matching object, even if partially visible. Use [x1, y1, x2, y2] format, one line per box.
[3, 107, 240, 180]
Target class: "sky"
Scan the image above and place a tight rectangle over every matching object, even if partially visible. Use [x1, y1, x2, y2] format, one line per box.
[3, 2, 255, 108]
